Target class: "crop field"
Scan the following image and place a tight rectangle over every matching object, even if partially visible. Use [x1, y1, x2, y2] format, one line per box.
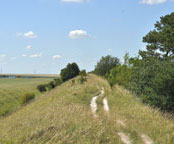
[0, 78, 53, 117]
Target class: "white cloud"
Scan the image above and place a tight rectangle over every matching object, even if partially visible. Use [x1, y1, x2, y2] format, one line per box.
[0, 54, 7, 62]
[53, 55, 62, 59]
[22, 54, 27, 57]
[11, 57, 16, 60]
[29, 53, 42, 58]
[140, 0, 167, 5]
[108, 49, 112, 51]
[61, 0, 88, 3]
[69, 30, 88, 39]
[0, 54, 7, 58]
[26, 45, 32, 50]
[24, 31, 38, 39]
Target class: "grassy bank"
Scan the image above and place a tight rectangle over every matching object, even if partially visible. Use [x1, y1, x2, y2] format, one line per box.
[0, 74, 174, 143]
[0, 78, 53, 117]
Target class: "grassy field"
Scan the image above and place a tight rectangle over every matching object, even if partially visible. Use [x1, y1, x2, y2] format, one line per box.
[0, 78, 53, 117]
[0, 74, 174, 143]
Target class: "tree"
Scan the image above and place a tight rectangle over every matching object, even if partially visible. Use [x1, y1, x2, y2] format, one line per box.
[94, 55, 120, 76]
[129, 57, 174, 112]
[108, 65, 132, 87]
[140, 12, 174, 59]
[60, 62, 80, 82]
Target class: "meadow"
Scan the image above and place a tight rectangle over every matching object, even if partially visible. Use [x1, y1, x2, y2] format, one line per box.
[0, 74, 174, 143]
[0, 78, 53, 117]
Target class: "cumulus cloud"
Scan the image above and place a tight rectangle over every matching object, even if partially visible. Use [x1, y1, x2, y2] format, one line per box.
[0, 54, 7, 58]
[24, 31, 38, 39]
[53, 55, 62, 59]
[69, 30, 88, 39]
[29, 53, 42, 58]
[140, 0, 167, 5]
[108, 49, 112, 52]
[22, 54, 27, 57]
[26, 45, 32, 50]
[61, 0, 88, 3]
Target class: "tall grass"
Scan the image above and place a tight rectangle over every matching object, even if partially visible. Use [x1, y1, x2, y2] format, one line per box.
[0, 78, 53, 117]
[0, 75, 173, 143]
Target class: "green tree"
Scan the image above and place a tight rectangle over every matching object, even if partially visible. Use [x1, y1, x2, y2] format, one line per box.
[129, 57, 174, 112]
[140, 12, 174, 59]
[94, 55, 120, 76]
[60, 62, 80, 82]
[108, 65, 132, 87]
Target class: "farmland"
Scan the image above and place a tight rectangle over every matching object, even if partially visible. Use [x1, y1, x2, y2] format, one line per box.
[0, 78, 53, 117]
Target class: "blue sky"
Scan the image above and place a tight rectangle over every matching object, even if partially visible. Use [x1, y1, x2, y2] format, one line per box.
[0, 0, 173, 74]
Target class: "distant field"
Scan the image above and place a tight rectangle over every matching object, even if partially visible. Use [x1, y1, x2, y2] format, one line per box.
[0, 74, 59, 78]
[0, 78, 53, 117]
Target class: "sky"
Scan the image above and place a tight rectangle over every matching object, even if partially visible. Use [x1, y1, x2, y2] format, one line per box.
[0, 0, 173, 74]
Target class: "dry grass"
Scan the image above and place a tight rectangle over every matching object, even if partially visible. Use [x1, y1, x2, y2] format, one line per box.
[0, 74, 174, 143]
[0, 78, 53, 117]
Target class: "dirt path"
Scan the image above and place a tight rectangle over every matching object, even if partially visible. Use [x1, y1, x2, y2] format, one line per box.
[118, 132, 132, 144]
[90, 95, 99, 115]
[103, 97, 109, 112]
[90, 87, 105, 116]
[90, 87, 153, 144]
[141, 134, 153, 144]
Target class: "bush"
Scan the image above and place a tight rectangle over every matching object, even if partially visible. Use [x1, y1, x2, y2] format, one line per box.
[60, 63, 80, 82]
[79, 70, 87, 84]
[49, 81, 56, 89]
[94, 55, 120, 76]
[108, 65, 132, 87]
[37, 84, 48, 92]
[20, 93, 35, 105]
[54, 78, 63, 86]
[129, 57, 174, 112]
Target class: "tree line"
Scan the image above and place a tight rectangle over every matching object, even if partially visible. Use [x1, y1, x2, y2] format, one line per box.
[93, 12, 174, 113]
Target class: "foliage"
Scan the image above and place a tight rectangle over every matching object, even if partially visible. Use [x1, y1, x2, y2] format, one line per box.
[140, 12, 174, 59]
[94, 55, 120, 76]
[20, 93, 35, 105]
[79, 70, 87, 84]
[129, 57, 174, 112]
[37, 84, 48, 92]
[54, 78, 63, 86]
[108, 65, 132, 87]
[60, 63, 80, 82]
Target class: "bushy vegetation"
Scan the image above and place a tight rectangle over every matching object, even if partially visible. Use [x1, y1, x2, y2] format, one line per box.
[37, 84, 48, 92]
[60, 63, 80, 82]
[78, 70, 87, 84]
[94, 12, 174, 112]
[94, 55, 120, 77]
[37, 78, 63, 92]
[108, 64, 132, 87]
[20, 93, 35, 105]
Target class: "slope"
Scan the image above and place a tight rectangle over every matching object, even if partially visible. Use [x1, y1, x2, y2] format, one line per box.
[0, 74, 174, 144]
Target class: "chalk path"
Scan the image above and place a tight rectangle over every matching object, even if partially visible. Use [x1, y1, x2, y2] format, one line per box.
[90, 87, 153, 144]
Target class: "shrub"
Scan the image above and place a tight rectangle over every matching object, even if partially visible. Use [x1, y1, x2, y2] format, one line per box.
[54, 78, 63, 86]
[20, 93, 35, 105]
[94, 55, 120, 76]
[79, 70, 87, 84]
[60, 63, 80, 82]
[49, 81, 56, 89]
[129, 57, 174, 112]
[37, 84, 48, 92]
[108, 65, 132, 87]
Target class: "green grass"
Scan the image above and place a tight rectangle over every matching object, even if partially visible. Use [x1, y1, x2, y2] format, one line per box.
[0, 78, 53, 117]
[0, 74, 174, 143]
